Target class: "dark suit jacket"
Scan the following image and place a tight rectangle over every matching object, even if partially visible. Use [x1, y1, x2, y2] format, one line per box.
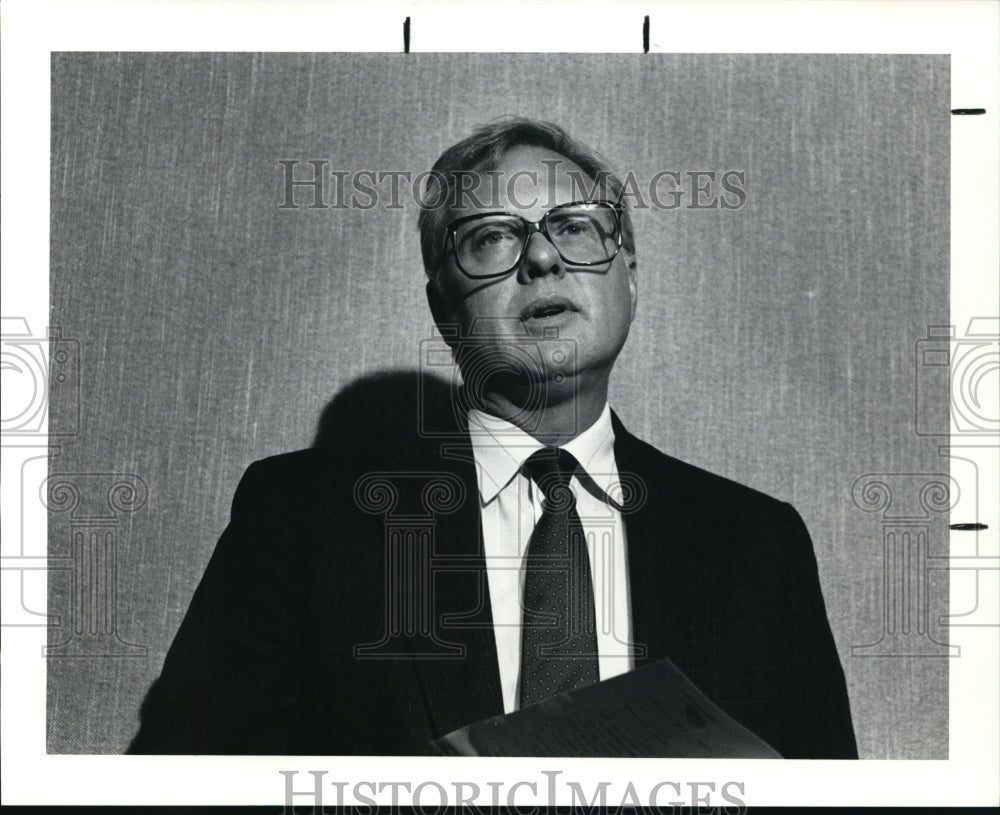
[130, 409, 857, 758]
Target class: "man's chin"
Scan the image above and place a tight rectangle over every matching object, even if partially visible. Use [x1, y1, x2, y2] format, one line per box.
[456, 336, 577, 386]
[456, 339, 577, 398]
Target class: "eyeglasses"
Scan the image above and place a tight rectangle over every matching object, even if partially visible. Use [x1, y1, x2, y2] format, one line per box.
[443, 200, 623, 279]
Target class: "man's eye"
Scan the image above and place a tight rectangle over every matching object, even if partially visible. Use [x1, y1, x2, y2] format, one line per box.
[473, 226, 517, 249]
[553, 218, 595, 237]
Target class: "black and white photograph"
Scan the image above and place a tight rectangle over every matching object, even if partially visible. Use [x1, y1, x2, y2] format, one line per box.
[1, 0, 997, 809]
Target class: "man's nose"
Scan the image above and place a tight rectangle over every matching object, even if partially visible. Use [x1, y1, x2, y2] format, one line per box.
[517, 231, 566, 283]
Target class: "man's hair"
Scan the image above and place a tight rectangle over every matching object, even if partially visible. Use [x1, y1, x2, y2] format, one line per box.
[418, 117, 636, 277]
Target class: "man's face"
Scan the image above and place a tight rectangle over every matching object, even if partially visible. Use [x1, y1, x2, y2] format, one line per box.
[427, 145, 637, 407]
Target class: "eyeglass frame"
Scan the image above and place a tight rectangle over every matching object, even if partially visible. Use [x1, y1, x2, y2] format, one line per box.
[439, 200, 625, 280]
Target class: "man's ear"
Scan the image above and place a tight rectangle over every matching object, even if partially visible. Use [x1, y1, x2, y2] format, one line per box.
[624, 250, 638, 321]
[425, 278, 454, 348]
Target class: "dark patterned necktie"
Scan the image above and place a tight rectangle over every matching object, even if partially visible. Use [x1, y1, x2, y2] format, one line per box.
[518, 447, 599, 708]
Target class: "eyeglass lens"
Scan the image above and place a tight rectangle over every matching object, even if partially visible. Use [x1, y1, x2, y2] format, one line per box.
[454, 205, 618, 277]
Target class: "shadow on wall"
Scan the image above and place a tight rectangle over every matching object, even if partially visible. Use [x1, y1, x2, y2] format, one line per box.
[312, 369, 455, 448]
[127, 369, 455, 755]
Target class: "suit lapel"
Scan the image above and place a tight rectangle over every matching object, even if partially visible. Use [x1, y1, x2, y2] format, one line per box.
[395, 418, 504, 739]
[612, 412, 699, 670]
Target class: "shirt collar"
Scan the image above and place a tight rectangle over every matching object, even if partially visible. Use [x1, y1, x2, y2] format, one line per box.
[467, 403, 618, 506]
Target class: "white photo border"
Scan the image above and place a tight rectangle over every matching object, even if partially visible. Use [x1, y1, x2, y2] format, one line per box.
[1, 0, 997, 807]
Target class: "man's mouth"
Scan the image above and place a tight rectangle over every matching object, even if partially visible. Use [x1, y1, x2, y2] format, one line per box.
[520, 297, 577, 322]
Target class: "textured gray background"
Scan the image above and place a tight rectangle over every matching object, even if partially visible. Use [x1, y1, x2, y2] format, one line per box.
[48, 53, 950, 757]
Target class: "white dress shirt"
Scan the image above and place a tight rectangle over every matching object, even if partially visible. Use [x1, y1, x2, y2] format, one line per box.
[467, 403, 634, 712]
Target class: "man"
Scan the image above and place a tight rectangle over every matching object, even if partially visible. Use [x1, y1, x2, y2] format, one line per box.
[130, 118, 857, 758]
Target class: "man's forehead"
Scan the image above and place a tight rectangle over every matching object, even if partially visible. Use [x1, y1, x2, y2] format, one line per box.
[449, 145, 600, 217]
[492, 143, 579, 171]
[488, 145, 583, 186]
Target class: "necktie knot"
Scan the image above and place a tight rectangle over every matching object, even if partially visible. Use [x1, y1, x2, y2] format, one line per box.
[524, 446, 578, 482]
[523, 447, 579, 511]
